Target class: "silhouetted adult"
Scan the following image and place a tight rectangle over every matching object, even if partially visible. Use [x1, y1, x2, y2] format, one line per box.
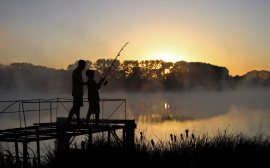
[65, 60, 88, 126]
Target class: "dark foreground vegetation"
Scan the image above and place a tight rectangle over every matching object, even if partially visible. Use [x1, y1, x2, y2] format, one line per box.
[1, 60, 270, 94]
[1, 129, 270, 168]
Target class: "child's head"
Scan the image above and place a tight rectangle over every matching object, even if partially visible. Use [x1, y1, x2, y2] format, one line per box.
[86, 69, 95, 78]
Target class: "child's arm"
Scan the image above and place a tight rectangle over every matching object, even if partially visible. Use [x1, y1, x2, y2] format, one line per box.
[89, 78, 104, 95]
[98, 78, 105, 86]
[96, 78, 105, 90]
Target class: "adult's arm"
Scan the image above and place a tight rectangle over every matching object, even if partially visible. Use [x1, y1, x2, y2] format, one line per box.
[73, 78, 88, 85]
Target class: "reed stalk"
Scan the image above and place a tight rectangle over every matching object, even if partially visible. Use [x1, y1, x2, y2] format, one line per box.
[1, 129, 270, 167]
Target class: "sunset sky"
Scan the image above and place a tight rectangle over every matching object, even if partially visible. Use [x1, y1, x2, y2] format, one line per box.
[0, 0, 269, 76]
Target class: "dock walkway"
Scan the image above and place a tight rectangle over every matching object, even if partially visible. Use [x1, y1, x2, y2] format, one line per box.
[0, 98, 136, 167]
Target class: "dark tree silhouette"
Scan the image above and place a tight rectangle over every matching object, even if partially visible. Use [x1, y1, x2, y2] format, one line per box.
[0, 59, 269, 94]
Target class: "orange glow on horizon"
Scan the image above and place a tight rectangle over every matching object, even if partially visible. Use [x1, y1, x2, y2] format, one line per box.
[153, 53, 180, 63]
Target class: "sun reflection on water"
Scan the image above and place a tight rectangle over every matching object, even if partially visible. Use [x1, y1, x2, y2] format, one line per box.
[132, 104, 270, 142]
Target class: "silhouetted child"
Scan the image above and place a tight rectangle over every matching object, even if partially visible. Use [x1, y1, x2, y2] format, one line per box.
[85, 70, 105, 127]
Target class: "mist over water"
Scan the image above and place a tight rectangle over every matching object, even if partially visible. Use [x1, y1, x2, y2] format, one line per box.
[0, 89, 270, 154]
[101, 89, 270, 140]
[1, 89, 270, 133]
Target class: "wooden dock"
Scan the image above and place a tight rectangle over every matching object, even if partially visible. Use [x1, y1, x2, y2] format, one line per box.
[0, 117, 137, 167]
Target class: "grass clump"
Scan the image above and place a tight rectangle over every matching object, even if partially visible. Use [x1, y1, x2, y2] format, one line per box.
[133, 129, 270, 168]
[2, 129, 270, 167]
[0, 144, 18, 168]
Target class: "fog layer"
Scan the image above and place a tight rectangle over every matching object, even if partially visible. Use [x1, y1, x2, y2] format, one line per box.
[1, 89, 269, 135]
[0, 89, 269, 156]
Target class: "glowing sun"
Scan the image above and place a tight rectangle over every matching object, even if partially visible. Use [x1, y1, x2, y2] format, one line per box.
[164, 69, 170, 74]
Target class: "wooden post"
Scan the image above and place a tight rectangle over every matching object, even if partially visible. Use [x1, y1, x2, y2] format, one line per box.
[36, 127, 41, 167]
[57, 129, 69, 152]
[14, 130, 19, 166]
[126, 121, 136, 149]
[65, 135, 70, 151]
[88, 129, 92, 149]
[130, 128, 135, 148]
[56, 118, 69, 152]
[108, 130, 110, 148]
[126, 128, 131, 148]
[23, 141, 27, 168]
[122, 128, 126, 148]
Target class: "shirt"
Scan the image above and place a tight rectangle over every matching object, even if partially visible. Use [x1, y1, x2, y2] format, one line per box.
[72, 67, 84, 96]
[87, 78, 100, 101]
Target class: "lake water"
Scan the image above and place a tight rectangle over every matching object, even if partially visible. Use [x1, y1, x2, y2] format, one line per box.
[1, 89, 270, 157]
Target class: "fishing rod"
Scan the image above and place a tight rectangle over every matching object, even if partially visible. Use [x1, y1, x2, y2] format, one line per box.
[102, 42, 129, 85]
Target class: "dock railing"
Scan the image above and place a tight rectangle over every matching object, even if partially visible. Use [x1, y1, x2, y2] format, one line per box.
[0, 97, 136, 168]
[0, 98, 126, 129]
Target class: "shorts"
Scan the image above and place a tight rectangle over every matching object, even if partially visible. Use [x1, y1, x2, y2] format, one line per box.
[73, 96, 83, 107]
[88, 100, 100, 114]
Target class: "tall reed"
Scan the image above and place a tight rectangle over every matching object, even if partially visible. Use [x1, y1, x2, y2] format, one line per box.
[2, 129, 270, 168]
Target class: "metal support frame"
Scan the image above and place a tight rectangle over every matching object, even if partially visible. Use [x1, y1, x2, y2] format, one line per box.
[0, 98, 130, 166]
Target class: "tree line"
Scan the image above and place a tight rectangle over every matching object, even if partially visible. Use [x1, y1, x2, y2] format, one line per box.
[0, 59, 269, 94]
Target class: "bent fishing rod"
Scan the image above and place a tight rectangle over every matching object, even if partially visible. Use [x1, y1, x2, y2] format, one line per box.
[102, 42, 129, 85]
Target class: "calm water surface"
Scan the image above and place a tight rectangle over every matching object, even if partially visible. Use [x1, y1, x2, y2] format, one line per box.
[0, 90, 270, 156]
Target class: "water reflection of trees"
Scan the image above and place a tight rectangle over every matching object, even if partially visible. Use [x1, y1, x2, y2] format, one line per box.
[134, 102, 194, 124]
[0, 59, 270, 93]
